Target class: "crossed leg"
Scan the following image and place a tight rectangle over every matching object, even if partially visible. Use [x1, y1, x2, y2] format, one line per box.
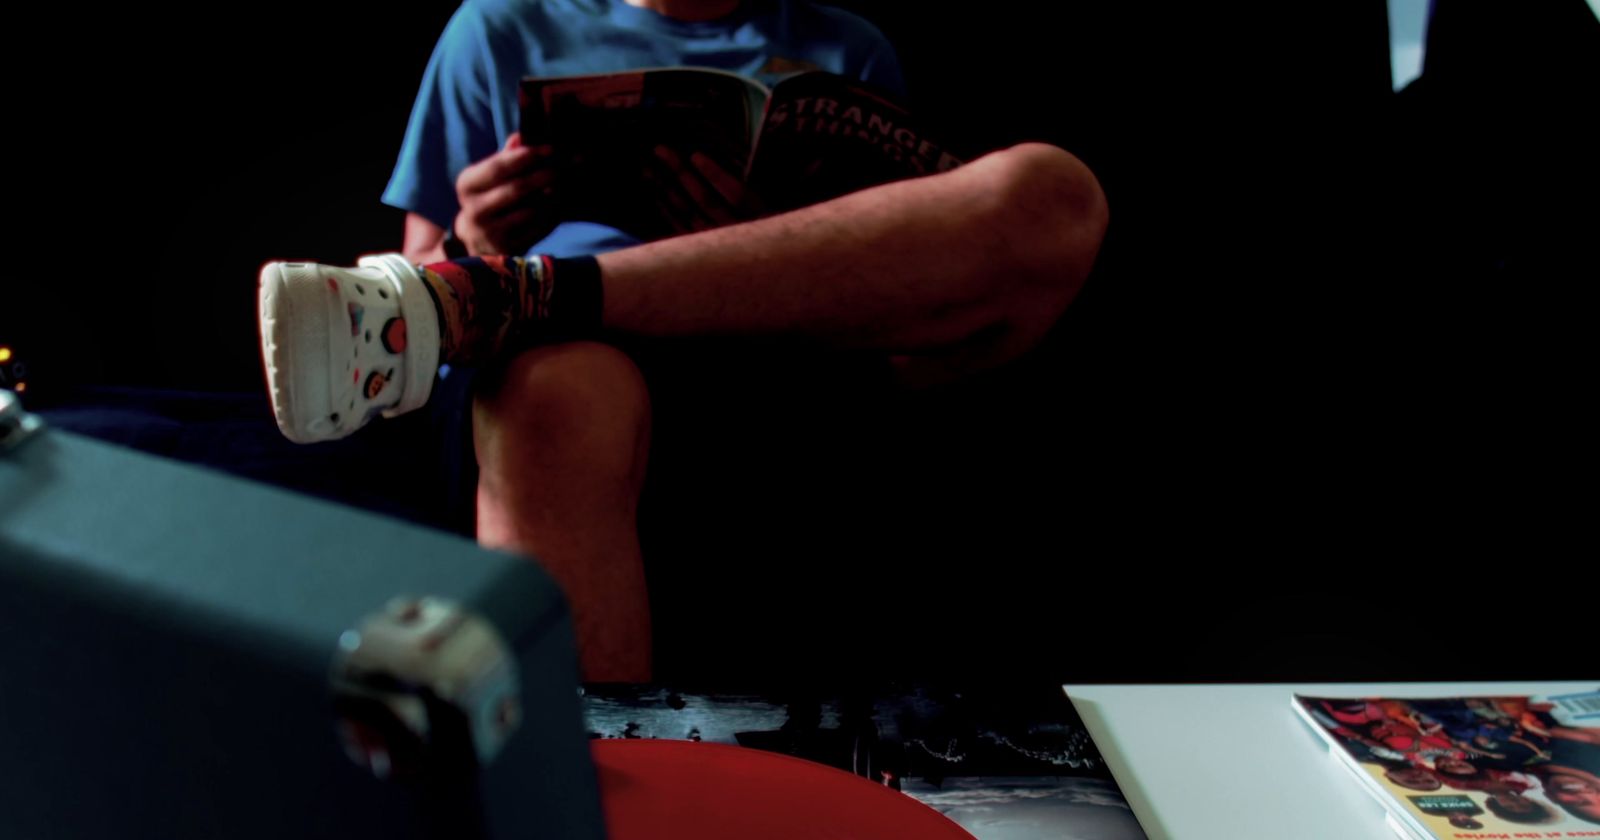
[470, 142, 1107, 680]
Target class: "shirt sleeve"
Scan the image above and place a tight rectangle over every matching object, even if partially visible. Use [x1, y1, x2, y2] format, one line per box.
[857, 36, 907, 101]
[381, 5, 503, 231]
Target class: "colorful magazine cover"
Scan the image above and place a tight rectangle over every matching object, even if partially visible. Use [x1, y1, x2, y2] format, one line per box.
[581, 683, 1149, 839]
[1294, 690, 1600, 839]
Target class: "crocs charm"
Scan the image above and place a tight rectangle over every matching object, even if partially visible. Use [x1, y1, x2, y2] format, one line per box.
[381, 317, 407, 354]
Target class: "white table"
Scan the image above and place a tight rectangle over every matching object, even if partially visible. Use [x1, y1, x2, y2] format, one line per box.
[1065, 681, 1599, 840]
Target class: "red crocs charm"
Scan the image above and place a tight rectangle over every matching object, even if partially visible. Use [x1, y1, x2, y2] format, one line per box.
[363, 370, 387, 399]
[381, 317, 408, 354]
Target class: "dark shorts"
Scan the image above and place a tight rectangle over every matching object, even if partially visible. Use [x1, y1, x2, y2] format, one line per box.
[426, 335, 1099, 677]
[431, 337, 914, 558]
[34, 385, 475, 534]
[568, 336, 1114, 680]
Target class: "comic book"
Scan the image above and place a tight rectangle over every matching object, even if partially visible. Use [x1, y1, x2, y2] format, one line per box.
[581, 682, 1149, 839]
[518, 68, 961, 241]
[1294, 690, 1600, 839]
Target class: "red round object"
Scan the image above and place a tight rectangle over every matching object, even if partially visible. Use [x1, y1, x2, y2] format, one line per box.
[593, 740, 976, 840]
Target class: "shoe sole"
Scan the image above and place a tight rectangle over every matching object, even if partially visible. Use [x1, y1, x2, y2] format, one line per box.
[259, 261, 333, 444]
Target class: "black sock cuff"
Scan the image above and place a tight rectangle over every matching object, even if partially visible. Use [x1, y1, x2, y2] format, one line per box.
[548, 255, 603, 336]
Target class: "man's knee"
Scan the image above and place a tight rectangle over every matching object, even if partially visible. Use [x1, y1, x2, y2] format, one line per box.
[972, 142, 1109, 286]
[953, 142, 1107, 339]
[472, 341, 651, 481]
[982, 143, 1108, 230]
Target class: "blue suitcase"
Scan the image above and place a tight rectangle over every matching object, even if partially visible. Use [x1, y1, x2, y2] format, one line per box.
[0, 417, 604, 839]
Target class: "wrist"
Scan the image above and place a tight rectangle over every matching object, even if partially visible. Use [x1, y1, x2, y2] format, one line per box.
[443, 221, 470, 260]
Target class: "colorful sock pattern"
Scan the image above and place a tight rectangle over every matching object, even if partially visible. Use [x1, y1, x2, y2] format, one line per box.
[416, 255, 602, 365]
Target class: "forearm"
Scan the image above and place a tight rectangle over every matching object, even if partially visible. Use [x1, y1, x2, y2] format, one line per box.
[403, 212, 450, 265]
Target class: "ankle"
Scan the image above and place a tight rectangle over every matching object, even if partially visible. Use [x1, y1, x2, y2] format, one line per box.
[416, 255, 604, 365]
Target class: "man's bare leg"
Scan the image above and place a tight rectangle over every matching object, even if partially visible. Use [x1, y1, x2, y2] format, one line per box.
[259, 143, 1101, 675]
[472, 142, 1105, 678]
[471, 342, 652, 682]
[599, 142, 1107, 384]
[413, 142, 1104, 380]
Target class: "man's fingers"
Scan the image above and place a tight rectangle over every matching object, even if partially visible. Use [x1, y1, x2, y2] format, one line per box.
[690, 151, 745, 208]
[458, 144, 555, 195]
[458, 146, 532, 194]
[477, 171, 556, 216]
[478, 203, 561, 256]
[499, 167, 557, 204]
[642, 160, 701, 234]
[654, 146, 739, 229]
[484, 206, 545, 245]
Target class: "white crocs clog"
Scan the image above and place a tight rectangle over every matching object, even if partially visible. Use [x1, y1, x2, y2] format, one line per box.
[258, 253, 439, 443]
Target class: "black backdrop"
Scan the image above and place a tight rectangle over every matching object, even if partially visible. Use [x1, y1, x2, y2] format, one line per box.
[9, 1, 1596, 682]
[16, 0, 1406, 393]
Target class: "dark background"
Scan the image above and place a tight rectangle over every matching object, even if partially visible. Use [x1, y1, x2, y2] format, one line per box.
[7, 0, 1596, 682]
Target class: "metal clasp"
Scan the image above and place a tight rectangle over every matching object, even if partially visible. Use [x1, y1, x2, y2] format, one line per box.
[0, 390, 44, 453]
[330, 597, 522, 780]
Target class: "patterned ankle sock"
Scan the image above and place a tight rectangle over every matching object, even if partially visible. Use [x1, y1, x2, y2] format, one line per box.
[415, 255, 603, 365]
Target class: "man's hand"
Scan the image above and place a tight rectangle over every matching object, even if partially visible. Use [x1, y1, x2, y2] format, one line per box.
[454, 134, 559, 257]
[646, 145, 751, 235]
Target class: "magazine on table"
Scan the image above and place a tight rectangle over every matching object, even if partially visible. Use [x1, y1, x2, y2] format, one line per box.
[1294, 689, 1600, 839]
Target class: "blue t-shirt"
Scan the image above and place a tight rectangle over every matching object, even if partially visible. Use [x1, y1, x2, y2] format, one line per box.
[382, 0, 904, 257]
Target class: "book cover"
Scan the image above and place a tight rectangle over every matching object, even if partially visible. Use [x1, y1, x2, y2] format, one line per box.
[580, 683, 1149, 839]
[518, 68, 961, 240]
[1295, 690, 1600, 838]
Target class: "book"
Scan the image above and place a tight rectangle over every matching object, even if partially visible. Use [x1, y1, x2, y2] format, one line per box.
[519, 68, 961, 241]
[580, 683, 1150, 839]
[1294, 690, 1600, 839]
